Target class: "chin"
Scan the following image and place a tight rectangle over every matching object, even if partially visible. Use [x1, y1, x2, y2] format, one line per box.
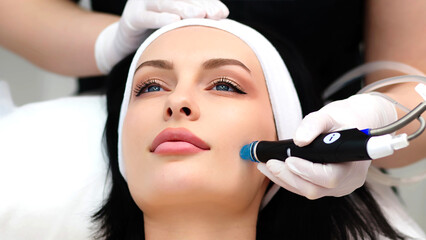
[136, 175, 262, 215]
[128, 153, 264, 211]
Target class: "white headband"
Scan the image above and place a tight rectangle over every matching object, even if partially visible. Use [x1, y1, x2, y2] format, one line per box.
[117, 18, 303, 202]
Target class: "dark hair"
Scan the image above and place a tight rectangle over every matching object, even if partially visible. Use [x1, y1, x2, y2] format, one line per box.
[93, 30, 404, 240]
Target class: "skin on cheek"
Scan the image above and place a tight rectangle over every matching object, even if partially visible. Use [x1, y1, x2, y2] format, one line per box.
[198, 97, 273, 200]
[121, 106, 152, 182]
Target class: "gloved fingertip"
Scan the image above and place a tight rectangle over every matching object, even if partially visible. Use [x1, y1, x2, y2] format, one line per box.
[222, 7, 230, 18]
[216, 10, 229, 19]
[209, 7, 230, 20]
[285, 158, 305, 177]
[257, 163, 275, 180]
[256, 162, 267, 173]
[293, 128, 314, 146]
[216, 1, 230, 18]
[266, 160, 285, 175]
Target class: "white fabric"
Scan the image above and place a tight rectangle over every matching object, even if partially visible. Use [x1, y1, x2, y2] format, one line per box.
[0, 96, 109, 240]
[117, 19, 303, 186]
[0, 81, 15, 118]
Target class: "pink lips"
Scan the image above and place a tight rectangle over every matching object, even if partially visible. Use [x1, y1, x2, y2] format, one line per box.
[150, 128, 210, 154]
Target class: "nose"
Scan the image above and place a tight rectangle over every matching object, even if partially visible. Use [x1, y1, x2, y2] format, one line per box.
[164, 89, 200, 121]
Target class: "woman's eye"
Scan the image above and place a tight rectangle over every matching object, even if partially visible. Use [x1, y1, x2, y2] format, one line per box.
[134, 79, 166, 96]
[213, 84, 234, 92]
[211, 78, 246, 94]
[145, 85, 164, 93]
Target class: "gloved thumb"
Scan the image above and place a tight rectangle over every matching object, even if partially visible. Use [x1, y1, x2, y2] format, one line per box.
[293, 111, 335, 147]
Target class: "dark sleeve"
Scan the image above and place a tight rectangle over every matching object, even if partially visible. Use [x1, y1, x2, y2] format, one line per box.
[91, 0, 126, 15]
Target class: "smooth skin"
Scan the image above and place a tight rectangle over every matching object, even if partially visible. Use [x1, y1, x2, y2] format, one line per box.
[122, 26, 275, 240]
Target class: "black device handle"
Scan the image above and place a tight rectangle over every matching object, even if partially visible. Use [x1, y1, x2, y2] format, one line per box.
[255, 128, 372, 163]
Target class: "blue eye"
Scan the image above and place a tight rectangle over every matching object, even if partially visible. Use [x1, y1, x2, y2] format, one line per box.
[213, 84, 234, 92]
[134, 79, 166, 96]
[145, 85, 163, 92]
[211, 77, 246, 94]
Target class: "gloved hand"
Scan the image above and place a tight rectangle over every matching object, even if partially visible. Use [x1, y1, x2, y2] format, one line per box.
[95, 0, 229, 74]
[257, 93, 398, 199]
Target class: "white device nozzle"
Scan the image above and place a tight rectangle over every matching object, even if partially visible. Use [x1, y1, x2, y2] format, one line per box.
[390, 133, 409, 150]
[367, 134, 409, 159]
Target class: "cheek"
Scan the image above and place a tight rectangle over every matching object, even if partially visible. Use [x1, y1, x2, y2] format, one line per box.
[121, 101, 163, 183]
[199, 96, 274, 188]
[203, 97, 276, 148]
[122, 105, 153, 157]
[123, 99, 164, 148]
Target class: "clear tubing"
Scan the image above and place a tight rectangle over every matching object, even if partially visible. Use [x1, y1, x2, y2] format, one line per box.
[357, 75, 426, 94]
[368, 92, 411, 113]
[357, 76, 426, 141]
[368, 167, 426, 186]
[322, 61, 425, 100]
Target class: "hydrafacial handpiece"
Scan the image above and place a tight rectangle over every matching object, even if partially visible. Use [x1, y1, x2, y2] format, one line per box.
[241, 83, 426, 164]
[240, 128, 409, 163]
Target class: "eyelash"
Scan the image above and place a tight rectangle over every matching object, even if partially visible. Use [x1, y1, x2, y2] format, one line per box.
[133, 77, 246, 96]
[210, 77, 246, 94]
[133, 78, 164, 97]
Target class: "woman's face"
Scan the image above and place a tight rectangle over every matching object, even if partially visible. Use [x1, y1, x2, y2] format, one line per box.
[122, 26, 277, 214]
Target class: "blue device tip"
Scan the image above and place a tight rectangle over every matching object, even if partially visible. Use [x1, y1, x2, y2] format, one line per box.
[360, 128, 371, 135]
[240, 143, 253, 161]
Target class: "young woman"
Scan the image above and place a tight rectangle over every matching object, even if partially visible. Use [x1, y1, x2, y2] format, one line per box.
[94, 19, 413, 240]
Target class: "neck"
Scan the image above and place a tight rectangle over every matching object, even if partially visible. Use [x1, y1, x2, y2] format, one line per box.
[143, 204, 259, 240]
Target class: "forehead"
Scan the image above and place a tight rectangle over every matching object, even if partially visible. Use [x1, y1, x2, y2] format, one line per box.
[137, 26, 262, 71]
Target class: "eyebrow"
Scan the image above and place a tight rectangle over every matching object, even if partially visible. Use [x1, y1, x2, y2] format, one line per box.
[135, 60, 173, 73]
[134, 58, 251, 73]
[202, 58, 251, 73]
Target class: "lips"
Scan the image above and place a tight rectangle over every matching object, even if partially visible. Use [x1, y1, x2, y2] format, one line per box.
[150, 128, 210, 154]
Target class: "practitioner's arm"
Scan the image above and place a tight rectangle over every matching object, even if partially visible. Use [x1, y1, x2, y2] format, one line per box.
[364, 0, 426, 168]
[0, 0, 117, 77]
[0, 0, 229, 77]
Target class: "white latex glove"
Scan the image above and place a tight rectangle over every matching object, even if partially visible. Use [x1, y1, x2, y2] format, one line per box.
[258, 93, 398, 199]
[95, 0, 229, 74]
